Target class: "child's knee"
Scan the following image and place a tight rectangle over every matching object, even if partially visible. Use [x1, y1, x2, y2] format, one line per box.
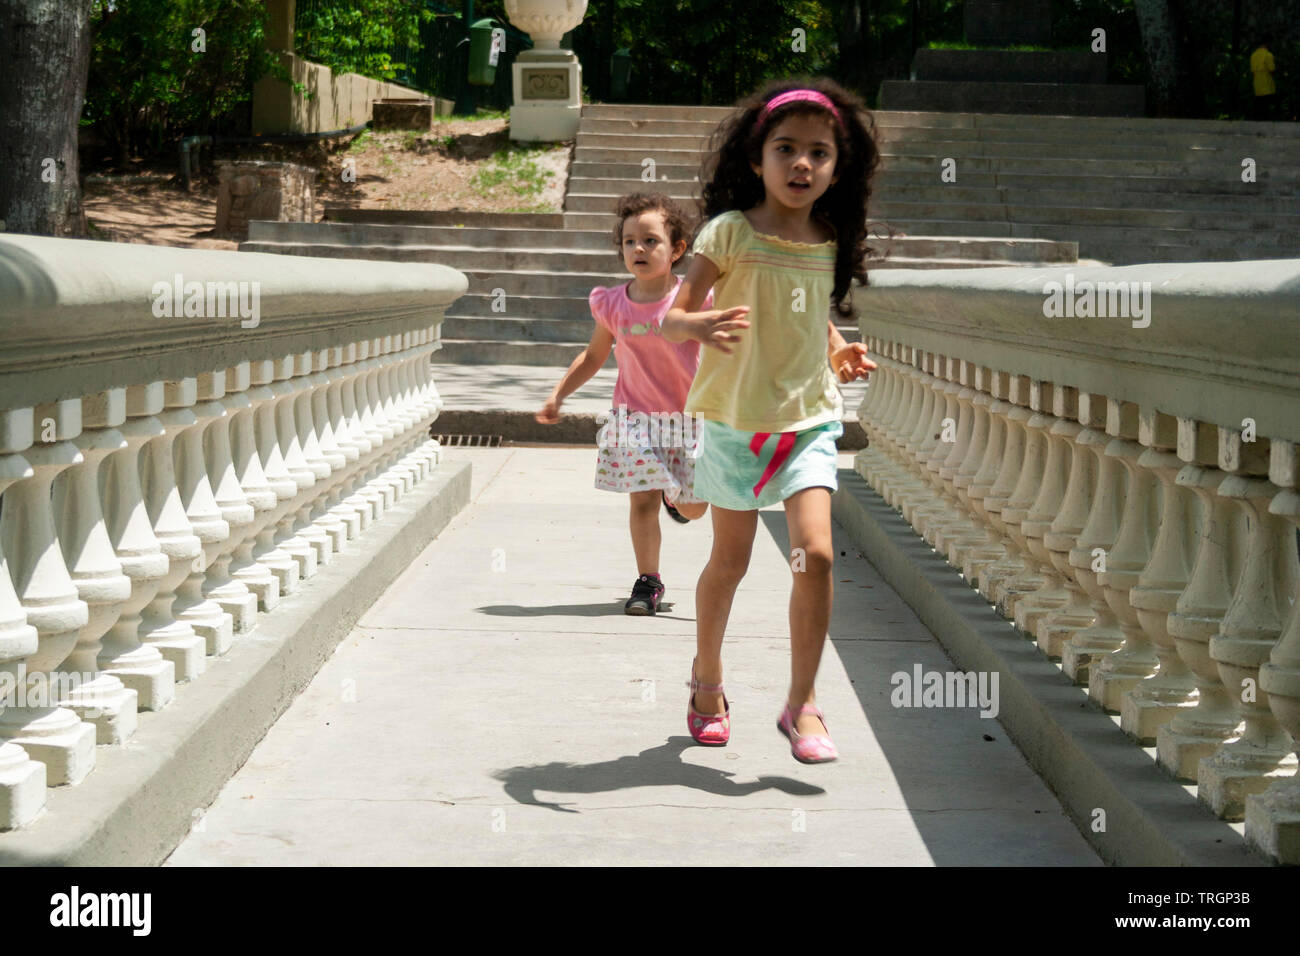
[790, 545, 833, 577]
[677, 501, 707, 520]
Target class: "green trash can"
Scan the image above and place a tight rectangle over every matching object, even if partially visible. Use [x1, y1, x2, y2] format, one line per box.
[469, 19, 506, 87]
[611, 47, 632, 101]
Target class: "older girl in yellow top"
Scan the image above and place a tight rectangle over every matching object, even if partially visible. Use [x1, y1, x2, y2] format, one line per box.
[663, 78, 880, 763]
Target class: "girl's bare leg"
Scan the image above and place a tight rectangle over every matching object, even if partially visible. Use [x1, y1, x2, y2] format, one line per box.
[783, 486, 835, 737]
[692, 504, 758, 715]
[629, 490, 661, 575]
[675, 501, 708, 520]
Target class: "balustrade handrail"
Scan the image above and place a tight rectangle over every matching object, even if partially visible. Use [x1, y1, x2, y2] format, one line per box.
[860, 260, 1300, 444]
[0, 235, 467, 411]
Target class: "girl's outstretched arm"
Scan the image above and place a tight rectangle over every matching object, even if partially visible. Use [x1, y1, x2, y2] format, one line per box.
[536, 323, 616, 423]
[662, 254, 750, 353]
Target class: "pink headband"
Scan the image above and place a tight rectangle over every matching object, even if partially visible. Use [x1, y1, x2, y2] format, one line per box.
[756, 89, 842, 128]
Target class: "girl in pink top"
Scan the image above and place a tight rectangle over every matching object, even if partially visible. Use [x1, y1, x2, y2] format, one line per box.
[537, 193, 713, 616]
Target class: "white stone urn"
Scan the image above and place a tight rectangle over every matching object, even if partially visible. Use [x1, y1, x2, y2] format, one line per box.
[505, 0, 588, 51]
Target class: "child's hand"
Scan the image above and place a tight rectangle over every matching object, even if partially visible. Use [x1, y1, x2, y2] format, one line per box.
[536, 397, 562, 424]
[832, 342, 877, 383]
[692, 306, 750, 354]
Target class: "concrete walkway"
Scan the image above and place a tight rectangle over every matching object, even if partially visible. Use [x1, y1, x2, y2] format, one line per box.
[165, 446, 1101, 866]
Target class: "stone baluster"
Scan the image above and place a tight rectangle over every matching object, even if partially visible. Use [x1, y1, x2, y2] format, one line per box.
[896, 356, 946, 527]
[854, 352, 894, 487]
[910, 371, 959, 543]
[247, 359, 304, 592]
[960, 374, 1014, 589]
[222, 362, 281, 612]
[860, 347, 911, 500]
[261, 357, 318, 580]
[1088, 418, 1162, 711]
[0, 419, 46, 826]
[50, 391, 136, 743]
[1035, 392, 1105, 658]
[363, 337, 410, 504]
[996, 382, 1060, 618]
[978, 376, 1034, 606]
[1157, 420, 1245, 780]
[1059, 400, 1135, 684]
[1199, 430, 1298, 819]
[0, 404, 95, 784]
[943, 367, 1003, 577]
[137, 380, 207, 681]
[97, 384, 175, 711]
[201, 365, 259, 632]
[351, 342, 396, 518]
[1122, 410, 1199, 742]
[871, 350, 920, 506]
[303, 349, 350, 552]
[336, 343, 382, 529]
[1246, 440, 1300, 862]
[324, 344, 370, 537]
[171, 374, 234, 655]
[928, 369, 983, 557]
[279, 353, 332, 567]
[1011, 385, 1077, 632]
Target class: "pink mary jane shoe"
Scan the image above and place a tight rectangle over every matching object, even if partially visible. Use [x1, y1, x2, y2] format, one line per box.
[777, 704, 838, 764]
[686, 658, 730, 746]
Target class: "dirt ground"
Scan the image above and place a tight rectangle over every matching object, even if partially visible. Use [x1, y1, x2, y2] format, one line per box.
[81, 117, 571, 250]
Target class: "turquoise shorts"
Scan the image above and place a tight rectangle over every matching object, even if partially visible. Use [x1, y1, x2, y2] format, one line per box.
[693, 418, 843, 510]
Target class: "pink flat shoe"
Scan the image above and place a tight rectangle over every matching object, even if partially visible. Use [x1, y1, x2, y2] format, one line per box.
[686, 658, 729, 745]
[777, 704, 838, 763]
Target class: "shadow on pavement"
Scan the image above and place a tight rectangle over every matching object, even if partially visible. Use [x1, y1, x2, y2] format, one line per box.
[492, 738, 824, 812]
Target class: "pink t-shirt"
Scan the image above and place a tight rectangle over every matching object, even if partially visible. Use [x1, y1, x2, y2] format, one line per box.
[589, 277, 711, 414]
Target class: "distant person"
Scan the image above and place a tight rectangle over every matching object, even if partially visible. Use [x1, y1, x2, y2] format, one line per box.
[662, 78, 877, 761]
[1251, 36, 1277, 120]
[536, 192, 711, 616]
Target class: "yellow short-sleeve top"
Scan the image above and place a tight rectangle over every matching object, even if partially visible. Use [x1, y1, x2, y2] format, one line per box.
[1251, 47, 1276, 96]
[685, 210, 843, 433]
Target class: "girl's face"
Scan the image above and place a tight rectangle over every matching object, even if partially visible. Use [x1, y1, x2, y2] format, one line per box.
[620, 209, 684, 279]
[751, 112, 839, 211]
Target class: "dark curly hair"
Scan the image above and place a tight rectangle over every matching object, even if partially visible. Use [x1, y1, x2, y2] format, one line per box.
[698, 76, 888, 317]
[611, 192, 694, 267]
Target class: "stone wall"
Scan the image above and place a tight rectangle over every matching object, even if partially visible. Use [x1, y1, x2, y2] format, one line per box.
[215, 161, 316, 240]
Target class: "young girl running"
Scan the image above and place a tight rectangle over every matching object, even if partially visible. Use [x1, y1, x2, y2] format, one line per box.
[663, 79, 879, 763]
[537, 192, 713, 615]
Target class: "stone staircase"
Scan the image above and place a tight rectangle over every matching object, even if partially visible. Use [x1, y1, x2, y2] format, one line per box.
[242, 103, 1299, 372]
[569, 104, 1300, 265]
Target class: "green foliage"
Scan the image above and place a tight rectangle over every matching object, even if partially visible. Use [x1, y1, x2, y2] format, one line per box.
[295, 0, 433, 82]
[84, 0, 278, 160]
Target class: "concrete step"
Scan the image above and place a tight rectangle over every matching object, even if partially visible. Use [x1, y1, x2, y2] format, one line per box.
[251, 218, 619, 252]
[872, 200, 1299, 232]
[322, 207, 566, 229]
[871, 109, 1300, 138]
[435, 338, 615, 367]
[247, 223, 1079, 268]
[452, 291, 595, 319]
[583, 104, 1300, 139]
[582, 103, 733, 122]
[573, 129, 1296, 165]
[872, 169, 1300, 199]
[881, 219, 1299, 261]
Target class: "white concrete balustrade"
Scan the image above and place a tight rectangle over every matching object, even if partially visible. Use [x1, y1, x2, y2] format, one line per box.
[853, 260, 1300, 862]
[0, 234, 465, 829]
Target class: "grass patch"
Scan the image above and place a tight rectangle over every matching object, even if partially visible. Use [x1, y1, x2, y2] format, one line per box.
[470, 144, 554, 199]
[925, 41, 1088, 52]
[347, 129, 373, 152]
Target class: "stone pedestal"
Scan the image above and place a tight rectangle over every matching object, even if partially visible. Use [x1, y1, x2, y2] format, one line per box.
[215, 161, 316, 240]
[510, 49, 582, 142]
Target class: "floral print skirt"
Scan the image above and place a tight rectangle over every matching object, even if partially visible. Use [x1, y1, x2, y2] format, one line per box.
[594, 407, 703, 504]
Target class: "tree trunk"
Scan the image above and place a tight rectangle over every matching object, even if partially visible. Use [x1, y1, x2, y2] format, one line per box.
[0, 0, 92, 236]
[1133, 0, 1200, 117]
